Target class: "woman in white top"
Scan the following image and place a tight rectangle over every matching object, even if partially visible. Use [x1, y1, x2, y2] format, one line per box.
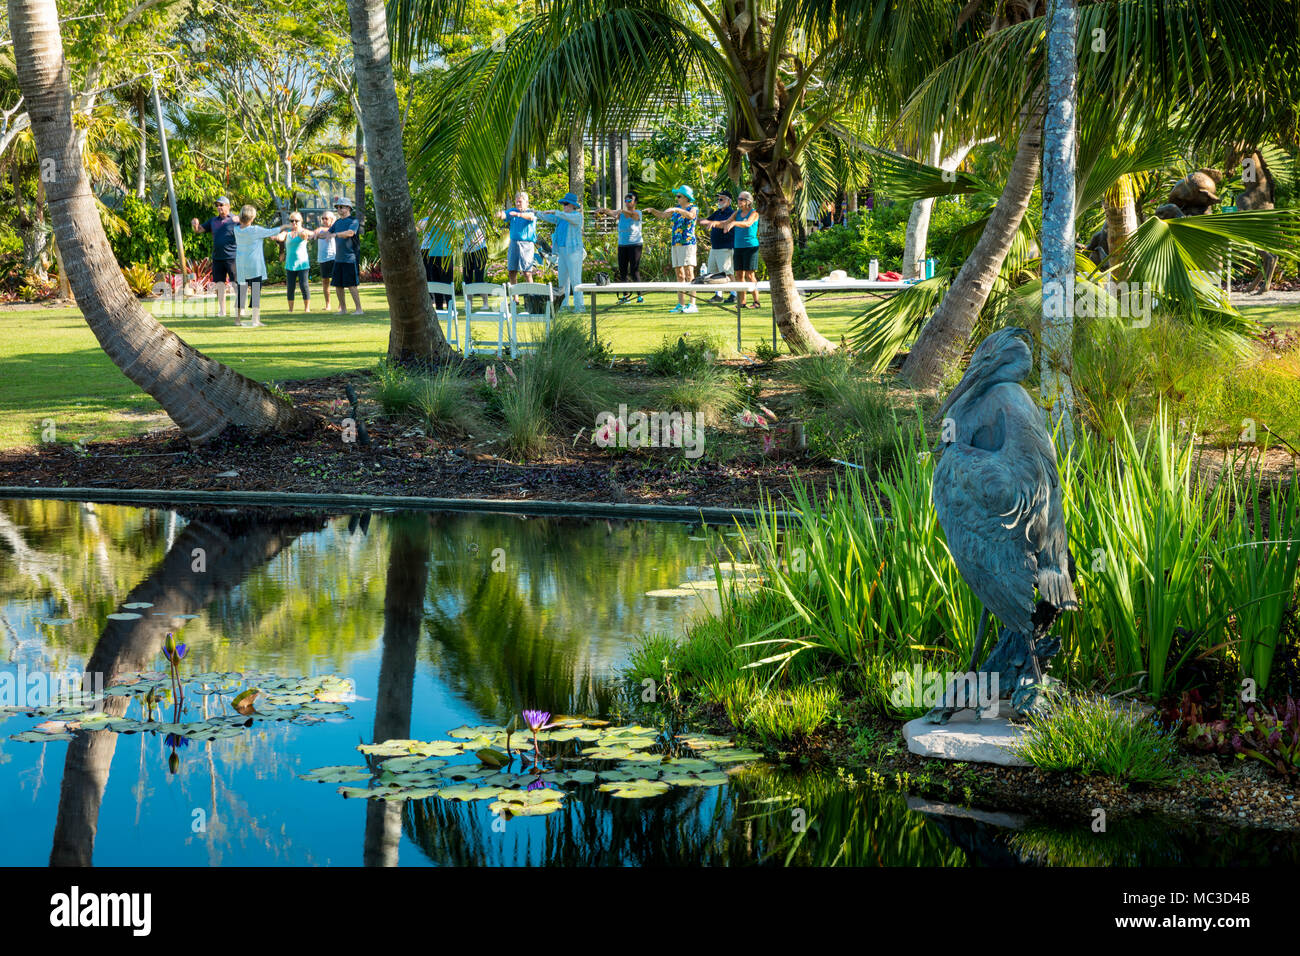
[232, 204, 290, 327]
[314, 210, 337, 310]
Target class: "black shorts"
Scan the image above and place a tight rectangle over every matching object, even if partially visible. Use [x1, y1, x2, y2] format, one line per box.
[733, 246, 759, 272]
[212, 258, 237, 283]
[320, 260, 335, 280]
[331, 261, 359, 288]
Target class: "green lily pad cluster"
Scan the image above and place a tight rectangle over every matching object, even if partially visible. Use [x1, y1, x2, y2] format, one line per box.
[4, 672, 356, 742]
[304, 719, 763, 815]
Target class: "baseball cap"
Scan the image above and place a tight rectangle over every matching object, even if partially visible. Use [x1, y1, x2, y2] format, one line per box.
[215, 196, 230, 205]
[333, 196, 353, 208]
[717, 190, 733, 200]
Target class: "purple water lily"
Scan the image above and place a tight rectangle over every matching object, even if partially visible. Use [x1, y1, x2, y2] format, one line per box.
[522, 709, 552, 761]
[522, 709, 551, 734]
[162, 642, 187, 665]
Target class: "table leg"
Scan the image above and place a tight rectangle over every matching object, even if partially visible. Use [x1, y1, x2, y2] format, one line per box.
[736, 293, 742, 354]
[590, 292, 598, 345]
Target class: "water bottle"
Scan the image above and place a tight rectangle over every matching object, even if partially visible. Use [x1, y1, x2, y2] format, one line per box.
[869, 259, 879, 281]
[925, 257, 936, 279]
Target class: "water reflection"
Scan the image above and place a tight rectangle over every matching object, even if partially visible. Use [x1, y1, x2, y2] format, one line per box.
[3, 499, 1299, 867]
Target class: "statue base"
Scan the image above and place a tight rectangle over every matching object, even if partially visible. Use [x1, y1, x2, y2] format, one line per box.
[902, 711, 1031, 767]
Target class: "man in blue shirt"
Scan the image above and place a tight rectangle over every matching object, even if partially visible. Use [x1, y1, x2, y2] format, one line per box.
[328, 196, 363, 315]
[644, 185, 699, 313]
[495, 190, 537, 284]
[190, 195, 238, 317]
[702, 190, 737, 304]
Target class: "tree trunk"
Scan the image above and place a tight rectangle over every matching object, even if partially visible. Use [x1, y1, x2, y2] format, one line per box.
[903, 135, 984, 279]
[899, 104, 1044, 389]
[568, 124, 585, 202]
[758, 191, 834, 353]
[345, 0, 452, 365]
[363, 516, 432, 867]
[9, 0, 311, 441]
[135, 88, 147, 198]
[1103, 176, 1139, 272]
[1039, 0, 1078, 446]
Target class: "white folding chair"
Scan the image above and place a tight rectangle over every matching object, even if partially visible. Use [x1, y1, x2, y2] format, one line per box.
[428, 281, 459, 348]
[462, 282, 511, 357]
[507, 282, 554, 357]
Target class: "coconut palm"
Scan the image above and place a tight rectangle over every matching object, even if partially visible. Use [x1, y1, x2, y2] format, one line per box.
[8, 0, 311, 441]
[394, 0, 968, 354]
[344, 0, 454, 365]
[894, 0, 1300, 389]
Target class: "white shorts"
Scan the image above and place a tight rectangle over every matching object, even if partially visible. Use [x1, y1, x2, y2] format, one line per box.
[706, 248, 734, 275]
[671, 244, 698, 269]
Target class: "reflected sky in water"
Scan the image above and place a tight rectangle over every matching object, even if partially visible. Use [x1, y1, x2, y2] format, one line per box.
[1, 499, 1297, 867]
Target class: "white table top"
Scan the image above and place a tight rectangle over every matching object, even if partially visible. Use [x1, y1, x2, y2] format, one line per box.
[575, 279, 912, 293]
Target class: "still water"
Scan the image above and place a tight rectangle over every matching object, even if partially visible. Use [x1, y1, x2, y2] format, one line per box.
[1, 499, 1296, 867]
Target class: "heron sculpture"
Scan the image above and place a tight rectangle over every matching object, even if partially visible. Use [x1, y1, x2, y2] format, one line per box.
[925, 327, 1078, 723]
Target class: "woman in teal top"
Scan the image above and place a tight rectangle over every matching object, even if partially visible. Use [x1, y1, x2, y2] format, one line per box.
[277, 211, 315, 312]
[721, 190, 762, 309]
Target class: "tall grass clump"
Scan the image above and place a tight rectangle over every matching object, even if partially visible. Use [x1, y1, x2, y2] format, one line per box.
[497, 365, 549, 459]
[526, 316, 617, 428]
[731, 426, 982, 686]
[654, 366, 743, 425]
[786, 352, 857, 407]
[413, 367, 475, 434]
[743, 683, 840, 750]
[372, 360, 418, 415]
[1015, 692, 1181, 785]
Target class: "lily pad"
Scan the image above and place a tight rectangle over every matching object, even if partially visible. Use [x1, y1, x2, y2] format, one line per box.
[381, 755, 447, 773]
[300, 765, 372, 784]
[10, 730, 75, 742]
[599, 780, 671, 799]
[701, 747, 764, 764]
[447, 724, 503, 739]
[105, 613, 142, 621]
[666, 771, 730, 787]
[121, 602, 154, 609]
[489, 799, 563, 816]
[436, 784, 503, 802]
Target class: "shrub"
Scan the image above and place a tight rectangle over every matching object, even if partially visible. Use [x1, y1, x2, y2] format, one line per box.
[787, 352, 857, 407]
[108, 194, 172, 268]
[1016, 692, 1182, 785]
[1187, 696, 1300, 778]
[646, 332, 727, 376]
[121, 262, 157, 297]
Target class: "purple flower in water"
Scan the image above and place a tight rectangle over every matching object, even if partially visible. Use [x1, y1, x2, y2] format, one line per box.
[527, 777, 548, 791]
[522, 710, 551, 734]
[162, 643, 187, 665]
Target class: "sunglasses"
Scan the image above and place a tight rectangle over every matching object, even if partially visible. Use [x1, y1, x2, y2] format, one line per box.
[624, 196, 636, 202]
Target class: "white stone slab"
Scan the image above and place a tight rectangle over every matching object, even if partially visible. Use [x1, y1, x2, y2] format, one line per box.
[902, 712, 1031, 767]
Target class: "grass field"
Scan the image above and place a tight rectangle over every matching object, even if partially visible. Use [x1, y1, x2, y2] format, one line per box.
[2, 282, 1297, 450]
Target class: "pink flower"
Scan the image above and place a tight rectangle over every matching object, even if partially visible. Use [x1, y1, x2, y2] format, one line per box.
[759, 404, 778, 422]
[762, 432, 778, 454]
[754, 415, 768, 428]
[736, 410, 755, 427]
[504, 365, 516, 380]
[485, 365, 498, 388]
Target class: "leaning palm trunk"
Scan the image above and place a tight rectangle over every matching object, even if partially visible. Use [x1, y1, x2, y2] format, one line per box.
[899, 102, 1044, 390]
[346, 0, 452, 365]
[9, 0, 309, 442]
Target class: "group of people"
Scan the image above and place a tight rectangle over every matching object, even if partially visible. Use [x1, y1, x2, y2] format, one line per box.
[596, 185, 762, 311]
[193, 183, 766, 324]
[190, 194, 364, 326]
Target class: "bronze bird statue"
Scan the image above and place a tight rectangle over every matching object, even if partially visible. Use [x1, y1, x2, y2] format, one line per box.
[925, 327, 1078, 723]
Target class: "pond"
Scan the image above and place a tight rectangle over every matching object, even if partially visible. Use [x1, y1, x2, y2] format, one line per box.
[1, 498, 1297, 867]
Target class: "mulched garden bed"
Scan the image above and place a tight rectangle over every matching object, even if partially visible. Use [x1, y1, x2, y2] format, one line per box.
[0, 369, 838, 510]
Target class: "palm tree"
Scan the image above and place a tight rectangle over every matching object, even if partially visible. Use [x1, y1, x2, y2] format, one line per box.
[896, 0, 1300, 389]
[396, 0, 966, 354]
[8, 0, 311, 441]
[345, 0, 454, 365]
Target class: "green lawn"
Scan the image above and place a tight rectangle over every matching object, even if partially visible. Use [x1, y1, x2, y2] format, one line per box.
[0, 282, 881, 450]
